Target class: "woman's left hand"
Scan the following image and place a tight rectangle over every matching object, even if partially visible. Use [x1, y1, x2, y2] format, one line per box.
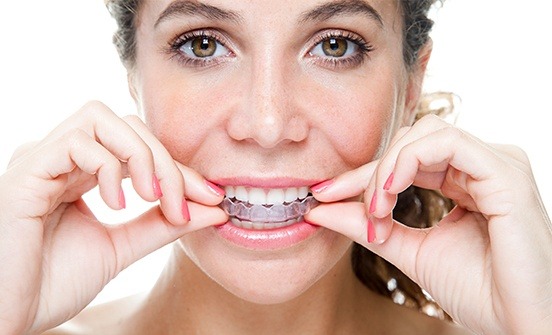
[305, 115, 552, 335]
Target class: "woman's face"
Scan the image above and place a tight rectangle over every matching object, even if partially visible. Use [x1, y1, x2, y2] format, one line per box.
[133, 0, 417, 303]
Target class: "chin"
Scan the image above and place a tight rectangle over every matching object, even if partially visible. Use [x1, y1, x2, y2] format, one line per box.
[178, 226, 352, 305]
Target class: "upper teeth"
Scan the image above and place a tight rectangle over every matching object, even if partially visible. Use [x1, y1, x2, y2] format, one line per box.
[224, 186, 310, 205]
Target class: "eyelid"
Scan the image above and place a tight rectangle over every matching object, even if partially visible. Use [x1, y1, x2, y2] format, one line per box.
[303, 29, 374, 69]
[305, 29, 372, 56]
[171, 29, 231, 47]
[167, 28, 236, 66]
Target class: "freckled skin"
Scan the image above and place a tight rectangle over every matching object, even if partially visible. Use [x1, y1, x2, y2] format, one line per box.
[131, 0, 412, 305]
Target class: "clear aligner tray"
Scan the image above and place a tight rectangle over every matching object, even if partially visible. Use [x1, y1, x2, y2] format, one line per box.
[220, 196, 319, 223]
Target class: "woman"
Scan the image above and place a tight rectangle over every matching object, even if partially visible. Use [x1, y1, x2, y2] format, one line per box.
[1, 0, 550, 334]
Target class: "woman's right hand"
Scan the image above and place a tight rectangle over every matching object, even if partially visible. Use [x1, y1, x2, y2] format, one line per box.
[0, 101, 228, 335]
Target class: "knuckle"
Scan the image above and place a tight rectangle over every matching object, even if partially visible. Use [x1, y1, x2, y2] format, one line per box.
[60, 128, 87, 146]
[102, 155, 122, 174]
[7, 142, 39, 167]
[123, 114, 144, 125]
[440, 125, 465, 145]
[76, 100, 112, 121]
[417, 113, 445, 127]
[81, 100, 109, 112]
[505, 144, 530, 164]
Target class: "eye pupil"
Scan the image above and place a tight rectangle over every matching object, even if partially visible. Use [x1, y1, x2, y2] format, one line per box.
[192, 36, 217, 57]
[322, 38, 348, 57]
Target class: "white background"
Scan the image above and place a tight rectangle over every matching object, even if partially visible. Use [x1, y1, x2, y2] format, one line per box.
[1, 0, 551, 305]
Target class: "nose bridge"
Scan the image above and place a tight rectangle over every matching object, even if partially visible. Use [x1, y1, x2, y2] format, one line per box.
[249, 49, 288, 142]
[252, 49, 285, 112]
[227, 43, 307, 148]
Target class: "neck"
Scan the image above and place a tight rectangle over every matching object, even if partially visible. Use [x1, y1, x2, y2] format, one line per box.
[129, 243, 379, 335]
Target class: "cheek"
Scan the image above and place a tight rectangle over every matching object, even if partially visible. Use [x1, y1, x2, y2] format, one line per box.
[299, 69, 400, 168]
[140, 73, 234, 165]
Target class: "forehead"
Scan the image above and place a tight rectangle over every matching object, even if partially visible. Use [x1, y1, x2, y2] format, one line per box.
[138, 0, 401, 29]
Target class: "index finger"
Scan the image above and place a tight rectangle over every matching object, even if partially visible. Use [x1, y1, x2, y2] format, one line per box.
[310, 161, 378, 203]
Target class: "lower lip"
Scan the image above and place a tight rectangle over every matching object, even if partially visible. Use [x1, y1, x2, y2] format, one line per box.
[215, 220, 320, 250]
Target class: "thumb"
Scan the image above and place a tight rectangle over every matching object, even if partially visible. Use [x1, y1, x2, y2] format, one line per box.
[305, 201, 424, 281]
[106, 202, 228, 274]
[305, 201, 394, 245]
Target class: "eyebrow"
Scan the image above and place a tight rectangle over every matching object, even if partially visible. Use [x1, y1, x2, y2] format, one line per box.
[299, 0, 384, 27]
[155, 0, 243, 28]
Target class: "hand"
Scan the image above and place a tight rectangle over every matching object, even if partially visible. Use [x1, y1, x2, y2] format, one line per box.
[306, 115, 552, 334]
[0, 101, 228, 335]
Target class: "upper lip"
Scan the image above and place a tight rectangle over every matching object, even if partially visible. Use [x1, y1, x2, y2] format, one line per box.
[211, 177, 325, 189]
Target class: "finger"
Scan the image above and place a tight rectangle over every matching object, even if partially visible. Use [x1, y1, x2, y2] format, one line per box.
[20, 129, 124, 211]
[123, 115, 188, 225]
[123, 115, 225, 217]
[43, 101, 158, 202]
[107, 202, 228, 274]
[304, 201, 393, 244]
[304, 200, 434, 280]
[310, 161, 378, 203]
[175, 162, 226, 205]
[7, 141, 39, 168]
[366, 115, 452, 218]
[385, 126, 516, 217]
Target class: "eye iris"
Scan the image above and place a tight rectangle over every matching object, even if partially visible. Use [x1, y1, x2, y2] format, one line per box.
[191, 36, 217, 57]
[322, 38, 347, 57]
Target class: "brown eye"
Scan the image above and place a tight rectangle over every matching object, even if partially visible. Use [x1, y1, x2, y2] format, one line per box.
[176, 33, 231, 61]
[191, 36, 217, 57]
[322, 38, 348, 57]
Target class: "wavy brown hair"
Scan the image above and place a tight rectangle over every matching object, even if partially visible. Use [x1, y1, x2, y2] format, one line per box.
[105, 0, 452, 318]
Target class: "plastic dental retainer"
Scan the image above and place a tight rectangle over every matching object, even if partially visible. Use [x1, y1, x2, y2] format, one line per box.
[220, 196, 319, 223]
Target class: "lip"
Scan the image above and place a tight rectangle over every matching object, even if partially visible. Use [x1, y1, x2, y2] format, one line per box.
[215, 219, 320, 250]
[212, 177, 323, 250]
[211, 177, 324, 189]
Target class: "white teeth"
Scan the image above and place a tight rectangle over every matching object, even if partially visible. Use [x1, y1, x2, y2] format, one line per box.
[248, 188, 266, 205]
[266, 189, 285, 205]
[223, 186, 311, 205]
[225, 186, 235, 199]
[298, 186, 309, 199]
[230, 216, 302, 230]
[284, 188, 298, 203]
[234, 186, 248, 202]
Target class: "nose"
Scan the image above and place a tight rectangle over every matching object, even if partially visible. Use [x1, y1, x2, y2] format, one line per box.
[226, 55, 308, 149]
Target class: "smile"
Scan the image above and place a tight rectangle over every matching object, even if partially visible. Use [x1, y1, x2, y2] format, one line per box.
[220, 186, 319, 230]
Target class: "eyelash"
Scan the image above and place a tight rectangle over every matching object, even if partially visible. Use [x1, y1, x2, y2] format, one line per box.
[166, 29, 374, 69]
[167, 30, 233, 68]
[308, 31, 375, 69]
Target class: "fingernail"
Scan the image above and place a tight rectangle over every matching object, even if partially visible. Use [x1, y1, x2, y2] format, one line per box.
[383, 173, 394, 191]
[119, 188, 126, 209]
[152, 173, 163, 199]
[205, 180, 225, 197]
[367, 218, 376, 243]
[369, 191, 377, 214]
[310, 179, 334, 193]
[182, 198, 191, 222]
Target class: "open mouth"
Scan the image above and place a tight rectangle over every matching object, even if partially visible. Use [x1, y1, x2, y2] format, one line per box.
[220, 186, 319, 230]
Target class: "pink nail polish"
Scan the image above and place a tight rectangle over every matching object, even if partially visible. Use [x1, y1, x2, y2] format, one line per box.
[310, 179, 334, 193]
[205, 180, 225, 197]
[367, 218, 376, 243]
[119, 188, 126, 209]
[369, 191, 377, 214]
[182, 198, 191, 222]
[383, 173, 394, 191]
[152, 173, 163, 199]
